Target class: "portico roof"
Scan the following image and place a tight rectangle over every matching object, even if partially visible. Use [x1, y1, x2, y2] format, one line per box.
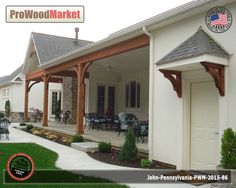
[156, 27, 229, 66]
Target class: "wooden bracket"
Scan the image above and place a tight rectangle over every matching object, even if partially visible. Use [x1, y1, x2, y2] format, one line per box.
[28, 81, 40, 92]
[159, 69, 182, 98]
[81, 61, 92, 84]
[201, 62, 225, 96]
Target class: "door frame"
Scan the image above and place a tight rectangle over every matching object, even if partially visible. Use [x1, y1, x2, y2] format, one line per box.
[95, 82, 117, 114]
[182, 78, 220, 169]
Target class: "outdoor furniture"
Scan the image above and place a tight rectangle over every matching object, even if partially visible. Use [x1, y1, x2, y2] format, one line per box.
[93, 114, 106, 130]
[84, 113, 95, 129]
[0, 118, 11, 140]
[117, 112, 129, 136]
[133, 121, 148, 143]
[17, 112, 24, 123]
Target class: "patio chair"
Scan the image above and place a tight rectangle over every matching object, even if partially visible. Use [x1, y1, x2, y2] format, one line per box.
[134, 121, 148, 143]
[0, 118, 11, 140]
[93, 114, 106, 130]
[84, 113, 94, 129]
[117, 112, 129, 136]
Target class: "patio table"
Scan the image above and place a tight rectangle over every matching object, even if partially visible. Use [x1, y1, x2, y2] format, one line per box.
[0, 118, 11, 140]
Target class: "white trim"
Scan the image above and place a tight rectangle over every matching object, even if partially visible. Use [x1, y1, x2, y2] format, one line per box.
[39, 0, 235, 69]
[156, 54, 229, 71]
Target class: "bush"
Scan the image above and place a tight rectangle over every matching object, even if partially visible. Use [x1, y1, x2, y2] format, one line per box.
[20, 123, 26, 126]
[98, 142, 112, 153]
[71, 134, 84, 143]
[221, 128, 236, 169]
[119, 128, 138, 161]
[5, 100, 10, 118]
[141, 159, 153, 168]
[0, 113, 4, 119]
[26, 124, 34, 131]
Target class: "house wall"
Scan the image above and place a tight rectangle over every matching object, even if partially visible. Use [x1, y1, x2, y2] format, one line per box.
[151, 2, 236, 168]
[0, 81, 62, 120]
[86, 64, 149, 120]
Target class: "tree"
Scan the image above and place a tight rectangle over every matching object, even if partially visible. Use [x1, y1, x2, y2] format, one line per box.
[5, 100, 11, 118]
[119, 128, 138, 161]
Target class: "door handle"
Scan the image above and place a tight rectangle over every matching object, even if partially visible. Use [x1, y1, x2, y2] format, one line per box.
[214, 132, 219, 135]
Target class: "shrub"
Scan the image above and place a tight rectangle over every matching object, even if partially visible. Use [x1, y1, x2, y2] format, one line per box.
[71, 134, 84, 143]
[221, 128, 236, 169]
[5, 100, 10, 118]
[98, 142, 112, 153]
[26, 124, 33, 131]
[141, 159, 153, 168]
[119, 128, 138, 161]
[0, 113, 4, 119]
[20, 123, 26, 126]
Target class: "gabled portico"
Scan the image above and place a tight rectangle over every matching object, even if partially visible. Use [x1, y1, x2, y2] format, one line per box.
[155, 27, 229, 170]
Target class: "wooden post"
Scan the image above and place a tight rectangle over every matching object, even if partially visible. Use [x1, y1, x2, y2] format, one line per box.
[24, 80, 30, 121]
[76, 64, 85, 134]
[42, 75, 50, 127]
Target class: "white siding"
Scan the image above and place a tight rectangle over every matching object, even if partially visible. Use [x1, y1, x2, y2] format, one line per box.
[151, 2, 236, 167]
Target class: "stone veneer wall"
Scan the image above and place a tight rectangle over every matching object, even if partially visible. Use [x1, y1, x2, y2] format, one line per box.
[62, 77, 77, 124]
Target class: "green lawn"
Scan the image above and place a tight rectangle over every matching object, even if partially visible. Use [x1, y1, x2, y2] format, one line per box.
[0, 143, 128, 188]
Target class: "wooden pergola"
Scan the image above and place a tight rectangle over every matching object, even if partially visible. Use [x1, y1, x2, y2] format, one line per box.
[24, 34, 149, 134]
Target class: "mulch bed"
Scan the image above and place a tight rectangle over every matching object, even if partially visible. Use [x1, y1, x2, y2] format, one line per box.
[22, 127, 175, 169]
[88, 148, 174, 169]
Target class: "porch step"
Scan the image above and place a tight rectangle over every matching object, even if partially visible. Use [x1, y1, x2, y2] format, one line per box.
[71, 142, 98, 152]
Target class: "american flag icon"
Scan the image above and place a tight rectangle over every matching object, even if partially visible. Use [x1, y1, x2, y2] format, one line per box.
[210, 13, 228, 26]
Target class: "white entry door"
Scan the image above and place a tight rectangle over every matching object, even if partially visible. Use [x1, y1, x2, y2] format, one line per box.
[190, 81, 219, 170]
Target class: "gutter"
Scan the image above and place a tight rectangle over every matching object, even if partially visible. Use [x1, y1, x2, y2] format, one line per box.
[143, 26, 154, 161]
[39, 0, 216, 70]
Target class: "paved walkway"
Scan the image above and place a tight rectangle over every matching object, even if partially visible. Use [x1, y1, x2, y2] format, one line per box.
[0, 124, 210, 188]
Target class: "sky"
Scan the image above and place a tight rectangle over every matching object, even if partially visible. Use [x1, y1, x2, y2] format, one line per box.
[0, 0, 192, 77]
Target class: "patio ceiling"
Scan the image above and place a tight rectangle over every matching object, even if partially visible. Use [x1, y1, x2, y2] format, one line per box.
[93, 46, 149, 74]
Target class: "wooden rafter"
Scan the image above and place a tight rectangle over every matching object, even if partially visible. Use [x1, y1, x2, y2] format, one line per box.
[159, 69, 182, 98]
[201, 62, 225, 96]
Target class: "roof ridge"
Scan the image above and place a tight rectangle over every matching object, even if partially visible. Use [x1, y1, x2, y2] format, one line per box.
[31, 32, 93, 43]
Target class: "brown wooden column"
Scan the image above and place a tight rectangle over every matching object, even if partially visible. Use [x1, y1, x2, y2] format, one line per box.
[24, 80, 30, 121]
[42, 75, 50, 127]
[76, 63, 86, 134]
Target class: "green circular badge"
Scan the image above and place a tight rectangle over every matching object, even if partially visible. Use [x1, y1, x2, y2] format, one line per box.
[7, 153, 34, 181]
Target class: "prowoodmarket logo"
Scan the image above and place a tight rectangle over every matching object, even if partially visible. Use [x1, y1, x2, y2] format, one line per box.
[6, 6, 84, 23]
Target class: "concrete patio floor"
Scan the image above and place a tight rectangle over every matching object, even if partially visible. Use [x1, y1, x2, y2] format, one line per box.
[32, 121, 148, 153]
[0, 124, 211, 188]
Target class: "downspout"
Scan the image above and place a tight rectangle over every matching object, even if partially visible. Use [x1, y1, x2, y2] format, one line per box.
[143, 26, 154, 161]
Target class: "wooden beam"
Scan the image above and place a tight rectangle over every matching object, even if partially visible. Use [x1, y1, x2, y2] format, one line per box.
[24, 80, 30, 121]
[26, 69, 45, 81]
[49, 77, 63, 83]
[159, 69, 182, 98]
[52, 70, 77, 77]
[45, 34, 149, 74]
[28, 81, 40, 92]
[76, 64, 85, 134]
[42, 75, 51, 126]
[201, 62, 225, 96]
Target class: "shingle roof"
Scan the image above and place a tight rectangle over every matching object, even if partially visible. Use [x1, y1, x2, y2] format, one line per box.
[156, 27, 229, 65]
[0, 65, 23, 85]
[32, 32, 92, 64]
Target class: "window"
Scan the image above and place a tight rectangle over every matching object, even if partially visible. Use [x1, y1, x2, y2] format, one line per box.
[125, 81, 140, 108]
[97, 86, 105, 114]
[51, 91, 61, 115]
[2, 88, 9, 97]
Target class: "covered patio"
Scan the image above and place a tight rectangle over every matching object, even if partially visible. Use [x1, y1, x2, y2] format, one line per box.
[25, 34, 149, 134]
[23, 31, 150, 150]
[32, 122, 148, 153]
